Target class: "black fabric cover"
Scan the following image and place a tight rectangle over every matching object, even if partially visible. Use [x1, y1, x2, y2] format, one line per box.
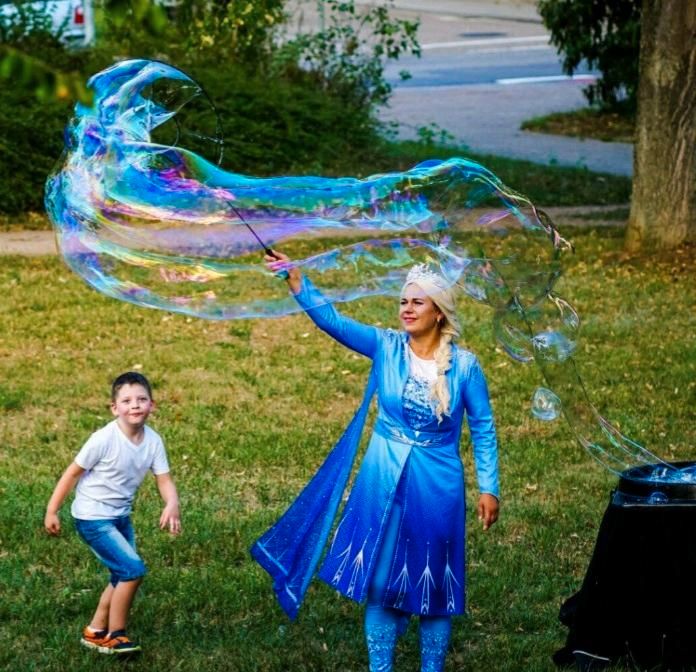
[554, 496, 696, 671]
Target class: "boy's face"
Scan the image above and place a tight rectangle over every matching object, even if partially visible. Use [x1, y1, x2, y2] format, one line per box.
[111, 383, 154, 429]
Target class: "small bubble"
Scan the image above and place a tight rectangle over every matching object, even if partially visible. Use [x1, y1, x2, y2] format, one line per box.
[531, 331, 576, 362]
[531, 387, 561, 421]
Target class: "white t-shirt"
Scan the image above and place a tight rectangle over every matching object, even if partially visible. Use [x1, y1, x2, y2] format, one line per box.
[408, 347, 438, 382]
[71, 420, 170, 520]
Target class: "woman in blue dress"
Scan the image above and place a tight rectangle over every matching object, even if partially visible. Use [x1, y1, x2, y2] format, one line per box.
[252, 252, 500, 672]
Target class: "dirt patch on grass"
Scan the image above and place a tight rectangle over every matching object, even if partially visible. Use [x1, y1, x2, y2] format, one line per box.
[521, 108, 635, 143]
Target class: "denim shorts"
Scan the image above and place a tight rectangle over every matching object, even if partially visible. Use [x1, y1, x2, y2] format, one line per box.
[74, 516, 147, 586]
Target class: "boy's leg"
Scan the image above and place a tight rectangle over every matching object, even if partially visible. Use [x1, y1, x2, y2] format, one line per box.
[105, 516, 144, 634]
[89, 584, 115, 631]
[81, 586, 112, 650]
[74, 517, 146, 638]
[108, 578, 143, 634]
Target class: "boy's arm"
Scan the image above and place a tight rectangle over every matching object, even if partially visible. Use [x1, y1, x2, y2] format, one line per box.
[44, 462, 85, 535]
[155, 472, 181, 535]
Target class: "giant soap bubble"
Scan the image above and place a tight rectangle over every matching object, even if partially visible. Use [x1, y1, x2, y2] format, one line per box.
[45, 59, 683, 483]
[44, 59, 569, 320]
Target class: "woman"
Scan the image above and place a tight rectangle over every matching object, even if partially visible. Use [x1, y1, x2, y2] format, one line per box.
[252, 252, 500, 672]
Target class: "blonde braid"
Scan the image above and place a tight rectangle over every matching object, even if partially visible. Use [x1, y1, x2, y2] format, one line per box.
[431, 318, 460, 422]
[401, 275, 461, 423]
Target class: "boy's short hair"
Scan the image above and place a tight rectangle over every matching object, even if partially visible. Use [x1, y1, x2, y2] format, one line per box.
[111, 372, 153, 402]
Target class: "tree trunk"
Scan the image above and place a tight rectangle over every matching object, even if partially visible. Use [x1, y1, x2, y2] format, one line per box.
[625, 0, 696, 252]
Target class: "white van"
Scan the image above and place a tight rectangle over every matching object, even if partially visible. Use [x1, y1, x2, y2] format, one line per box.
[0, 0, 95, 47]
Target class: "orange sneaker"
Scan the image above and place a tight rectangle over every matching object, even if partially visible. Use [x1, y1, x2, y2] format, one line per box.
[80, 626, 109, 651]
[97, 630, 141, 655]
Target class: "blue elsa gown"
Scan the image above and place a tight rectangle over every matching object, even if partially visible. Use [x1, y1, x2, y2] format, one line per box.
[251, 277, 499, 619]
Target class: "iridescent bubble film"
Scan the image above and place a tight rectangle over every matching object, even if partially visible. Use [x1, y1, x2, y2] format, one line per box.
[531, 387, 561, 421]
[44, 59, 571, 320]
[45, 59, 681, 487]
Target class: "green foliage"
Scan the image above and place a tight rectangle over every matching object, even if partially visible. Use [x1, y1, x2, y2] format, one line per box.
[0, 0, 168, 102]
[0, 2, 91, 102]
[538, 0, 641, 112]
[104, 0, 169, 34]
[0, 58, 387, 215]
[0, 0, 422, 215]
[90, 0, 181, 60]
[0, 2, 94, 213]
[191, 64, 384, 177]
[0, 86, 73, 214]
[0, 0, 55, 42]
[174, 0, 286, 63]
[274, 0, 419, 106]
[0, 46, 91, 102]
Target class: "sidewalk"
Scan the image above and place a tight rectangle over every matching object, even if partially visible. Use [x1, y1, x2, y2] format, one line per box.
[372, 0, 541, 23]
[375, 0, 634, 176]
[382, 81, 634, 176]
[0, 205, 627, 256]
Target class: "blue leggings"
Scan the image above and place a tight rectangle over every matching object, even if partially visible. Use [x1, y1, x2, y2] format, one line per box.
[364, 499, 452, 672]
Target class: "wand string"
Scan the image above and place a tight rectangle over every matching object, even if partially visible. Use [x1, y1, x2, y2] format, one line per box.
[228, 202, 273, 256]
[228, 202, 289, 278]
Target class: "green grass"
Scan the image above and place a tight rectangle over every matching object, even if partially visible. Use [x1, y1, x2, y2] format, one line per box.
[0, 139, 631, 232]
[573, 207, 631, 221]
[372, 141, 631, 207]
[0, 212, 52, 232]
[0, 228, 693, 671]
[521, 109, 636, 144]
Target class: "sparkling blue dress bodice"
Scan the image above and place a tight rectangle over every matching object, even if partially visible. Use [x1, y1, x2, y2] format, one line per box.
[402, 375, 436, 430]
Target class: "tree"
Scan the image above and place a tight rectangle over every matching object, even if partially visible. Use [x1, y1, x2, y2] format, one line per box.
[0, 0, 168, 103]
[538, 0, 641, 111]
[625, 0, 696, 252]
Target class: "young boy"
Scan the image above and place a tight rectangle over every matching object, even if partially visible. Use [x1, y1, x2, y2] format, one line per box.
[44, 371, 181, 655]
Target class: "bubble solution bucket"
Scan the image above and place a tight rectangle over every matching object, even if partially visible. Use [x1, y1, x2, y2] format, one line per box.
[613, 461, 696, 506]
[555, 461, 696, 670]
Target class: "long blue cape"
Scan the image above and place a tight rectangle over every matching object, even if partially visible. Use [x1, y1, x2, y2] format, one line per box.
[250, 368, 377, 620]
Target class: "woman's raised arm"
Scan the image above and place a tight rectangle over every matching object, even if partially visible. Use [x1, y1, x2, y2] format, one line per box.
[265, 250, 380, 358]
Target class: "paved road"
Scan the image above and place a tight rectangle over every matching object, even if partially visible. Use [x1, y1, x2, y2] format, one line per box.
[362, 0, 634, 176]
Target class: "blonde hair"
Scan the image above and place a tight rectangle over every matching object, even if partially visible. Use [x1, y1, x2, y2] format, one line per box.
[404, 279, 461, 422]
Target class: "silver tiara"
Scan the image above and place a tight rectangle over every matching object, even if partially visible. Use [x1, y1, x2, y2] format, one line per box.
[405, 263, 450, 292]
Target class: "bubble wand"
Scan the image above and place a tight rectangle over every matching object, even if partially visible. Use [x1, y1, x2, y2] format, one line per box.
[227, 202, 289, 279]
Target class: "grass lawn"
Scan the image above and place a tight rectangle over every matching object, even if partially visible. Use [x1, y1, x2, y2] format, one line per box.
[521, 109, 636, 144]
[353, 141, 631, 207]
[0, 227, 693, 671]
[0, 140, 631, 232]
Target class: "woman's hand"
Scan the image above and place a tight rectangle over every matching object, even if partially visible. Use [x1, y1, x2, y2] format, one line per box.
[477, 493, 499, 531]
[264, 249, 302, 294]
